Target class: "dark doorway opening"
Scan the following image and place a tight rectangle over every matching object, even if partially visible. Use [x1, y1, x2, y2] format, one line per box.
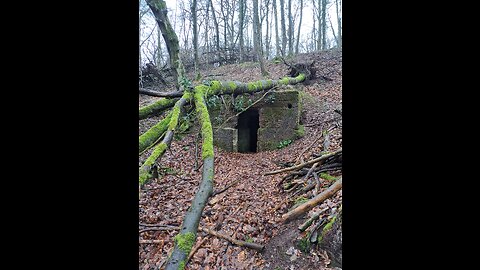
[237, 109, 259, 153]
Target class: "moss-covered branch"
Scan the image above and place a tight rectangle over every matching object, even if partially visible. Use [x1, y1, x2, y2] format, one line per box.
[139, 93, 190, 186]
[165, 86, 214, 270]
[141, 73, 306, 104]
[204, 73, 306, 96]
[139, 97, 179, 120]
[139, 111, 172, 154]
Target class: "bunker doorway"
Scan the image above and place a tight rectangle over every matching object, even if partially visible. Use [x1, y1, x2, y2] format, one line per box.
[237, 109, 259, 153]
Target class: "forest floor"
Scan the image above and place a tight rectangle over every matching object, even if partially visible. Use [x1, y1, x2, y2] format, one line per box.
[139, 49, 342, 270]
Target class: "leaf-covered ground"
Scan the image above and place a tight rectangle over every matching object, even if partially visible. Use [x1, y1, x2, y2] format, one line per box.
[139, 49, 342, 270]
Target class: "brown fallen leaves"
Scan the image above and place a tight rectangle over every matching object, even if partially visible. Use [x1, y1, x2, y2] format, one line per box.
[139, 49, 342, 269]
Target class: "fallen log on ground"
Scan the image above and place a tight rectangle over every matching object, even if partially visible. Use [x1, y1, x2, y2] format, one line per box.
[139, 93, 189, 186]
[298, 208, 328, 232]
[138, 111, 172, 154]
[281, 177, 342, 223]
[138, 225, 264, 251]
[165, 87, 215, 270]
[139, 97, 179, 120]
[140, 88, 184, 98]
[264, 148, 342, 176]
[199, 227, 264, 251]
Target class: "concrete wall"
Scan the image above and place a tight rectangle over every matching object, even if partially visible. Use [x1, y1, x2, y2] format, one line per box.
[208, 86, 304, 152]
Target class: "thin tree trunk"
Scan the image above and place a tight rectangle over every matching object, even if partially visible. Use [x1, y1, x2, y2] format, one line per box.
[336, 0, 341, 48]
[204, 1, 210, 68]
[239, 0, 245, 62]
[280, 0, 287, 56]
[209, 0, 220, 61]
[321, 0, 327, 50]
[146, 0, 181, 85]
[192, 0, 199, 78]
[273, 0, 280, 57]
[253, 0, 268, 75]
[156, 26, 163, 67]
[317, 0, 321, 50]
[265, 0, 270, 59]
[287, 0, 293, 56]
[311, 0, 316, 52]
[295, 0, 303, 54]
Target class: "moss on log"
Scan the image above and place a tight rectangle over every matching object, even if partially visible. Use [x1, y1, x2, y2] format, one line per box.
[165, 87, 214, 270]
[139, 97, 179, 120]
[205, 73, 306, 96]
[139, 94, 189, 186]
[139, 111, 172, 153]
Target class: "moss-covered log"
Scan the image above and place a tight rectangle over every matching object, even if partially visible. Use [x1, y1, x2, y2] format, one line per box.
[282, 177, 342, 222]
[139, 111, 172, 154]
[139, 97, 178, 120]
[165, 87, 214, 270]
[319, 206, 342, 268]
[139, 93, 190, 186]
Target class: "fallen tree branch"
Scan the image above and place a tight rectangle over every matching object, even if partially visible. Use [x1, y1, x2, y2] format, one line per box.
[186, 236, 210, 263]
[139, 93, 190, 186]
[138, 224, 263, 252]
[139, 97, 179, 120]
[264, 148, 342, 176]
[139, 240, 163, 244]
[298, 208, 328, 232]
[296, 131, 324, 164]
[140, 88, 184, 98]
[139, 111, 172, 154]
[211, 179, 241, 197]
[165, 87, 215, 270]
[282, 177, 342, 223]
[199, 227, 264, 251]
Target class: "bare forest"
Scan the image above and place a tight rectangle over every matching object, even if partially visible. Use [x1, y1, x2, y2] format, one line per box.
[139, 0, 342, 269]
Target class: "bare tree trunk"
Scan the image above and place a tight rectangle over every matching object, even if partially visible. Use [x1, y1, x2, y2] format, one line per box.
[321, 0, 327, 50]
[311, 0, 316, 51]
[317, 0, 321, 50]
[204, 1, 210, 68]
[273, 0, 280, 57]
[287, 0, 293, 56]
[191, 0, 199, 79]
[239, 0, 245, 62]
[264, 0, 270, 59]
[146, 0, 181, 85]
[295, 0, 303, 54]
[156, 26, 163, 67]
[253, 0, 268, 76]
[336, 0, 342, 48]
[209, 0, 220, 63]
[220, 0, 228, 48]
[280, 0, 287, 56]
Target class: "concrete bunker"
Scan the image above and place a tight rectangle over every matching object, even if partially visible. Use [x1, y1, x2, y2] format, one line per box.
[209, 86, 305, 153]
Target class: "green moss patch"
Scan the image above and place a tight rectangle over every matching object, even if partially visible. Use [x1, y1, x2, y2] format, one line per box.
[174, 232, 196, 254]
